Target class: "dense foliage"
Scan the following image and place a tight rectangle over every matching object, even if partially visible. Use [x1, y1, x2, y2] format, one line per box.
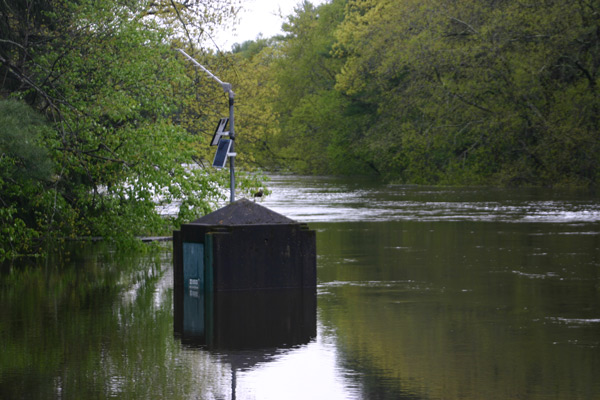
[3, 0, 600, 260]
[0, 0, 263, 261]
[241, 0, 600, 186]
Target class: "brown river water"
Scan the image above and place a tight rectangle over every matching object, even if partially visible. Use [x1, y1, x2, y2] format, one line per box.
[1, 174, 599, 399]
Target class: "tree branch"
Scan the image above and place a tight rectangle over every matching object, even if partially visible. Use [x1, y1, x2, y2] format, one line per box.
[449, 16, 479, 35]
[0, 54, 63, 111]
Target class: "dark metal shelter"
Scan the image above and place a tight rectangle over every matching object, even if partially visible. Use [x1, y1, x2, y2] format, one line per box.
[173, 198, 316, 292]
[173, 198, 317, 349]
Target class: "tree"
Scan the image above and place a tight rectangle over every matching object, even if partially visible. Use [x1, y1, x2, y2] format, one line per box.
[333, 0, 600, 185]
[0, 100, 54, 259]
[0, 0, 258, 261]
[263, 0, 374, 175]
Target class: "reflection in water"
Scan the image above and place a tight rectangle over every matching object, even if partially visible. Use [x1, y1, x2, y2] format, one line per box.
[174, 288, 316, 349]
[174, 288, 317, 399]
[2, 175, 600, 399]
[0, 244, 197, 399]
[175, 289, 316, 350]
[260, 176, 600, 399]
[313, 220, 600, 399]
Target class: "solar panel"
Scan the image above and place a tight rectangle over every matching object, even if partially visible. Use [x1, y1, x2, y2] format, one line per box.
[212, 139, 232, 168]
[210, 118, 229, 146]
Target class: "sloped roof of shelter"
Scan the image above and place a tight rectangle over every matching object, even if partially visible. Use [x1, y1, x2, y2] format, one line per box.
[191, 198, 297, 226]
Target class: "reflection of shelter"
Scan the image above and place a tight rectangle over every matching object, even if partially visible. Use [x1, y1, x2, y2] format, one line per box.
[174, 288, 317, 400]
[174, 288, 317, 349]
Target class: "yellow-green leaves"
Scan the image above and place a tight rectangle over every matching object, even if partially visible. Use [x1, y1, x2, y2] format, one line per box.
[329, 0, 600, 185]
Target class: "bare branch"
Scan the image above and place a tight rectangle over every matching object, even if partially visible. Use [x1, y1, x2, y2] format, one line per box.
[449, 16, 479, 35]
[0, 54, 62, 111]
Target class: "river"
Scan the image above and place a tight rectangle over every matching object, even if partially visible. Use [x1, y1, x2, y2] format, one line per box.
[1, 175, 599, 399]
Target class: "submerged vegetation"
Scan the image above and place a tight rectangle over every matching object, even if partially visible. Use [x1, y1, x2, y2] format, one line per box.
[2, 0, 599, 259]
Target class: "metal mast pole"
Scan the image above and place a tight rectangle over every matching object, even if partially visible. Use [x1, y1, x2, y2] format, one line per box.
[228, 89, 235, 203]
[177, 49, 236, 203]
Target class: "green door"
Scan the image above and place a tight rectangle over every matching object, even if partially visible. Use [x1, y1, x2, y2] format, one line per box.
[183, 242, 204, 290]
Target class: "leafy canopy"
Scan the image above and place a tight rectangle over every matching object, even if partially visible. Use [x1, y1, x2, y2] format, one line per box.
[0, 0, 260, 261]
[236, 0, 600, 186]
